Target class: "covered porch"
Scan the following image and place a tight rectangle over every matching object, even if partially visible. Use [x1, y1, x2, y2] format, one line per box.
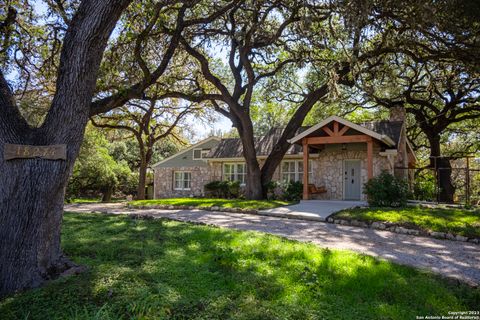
[288, 116, 396, 201]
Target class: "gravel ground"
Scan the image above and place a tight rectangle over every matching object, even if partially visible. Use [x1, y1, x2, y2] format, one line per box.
[65, 202, 480, 286]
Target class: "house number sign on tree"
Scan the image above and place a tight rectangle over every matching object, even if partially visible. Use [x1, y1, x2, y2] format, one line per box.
[4, 144, 67, 161]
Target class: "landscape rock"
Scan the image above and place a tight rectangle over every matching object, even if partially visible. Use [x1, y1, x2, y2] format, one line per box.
[455, 235, 468, 242]
[211, 206, 220, 211]
[350, 220, 361, 227]
[446, 233, 456, 240]
[430, 231, 446, 239]
[359, 222, 369, 228]
[406, 229, 420, 236]
[395, 227, 409, 234]
[371, 222, 386, 230]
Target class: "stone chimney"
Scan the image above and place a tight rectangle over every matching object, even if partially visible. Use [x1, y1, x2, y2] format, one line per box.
[390, 105, 408, 179]
[389, 104, 406, 122]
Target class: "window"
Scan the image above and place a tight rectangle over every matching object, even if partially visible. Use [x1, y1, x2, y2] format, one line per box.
[223, 163, 246, 185]
[281, 160, 312, 183]
[193, 148, 211, 160]
[174, 171, 191, 190]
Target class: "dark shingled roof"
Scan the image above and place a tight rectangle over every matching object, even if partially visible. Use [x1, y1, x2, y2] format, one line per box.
[206, 121, 403, 158]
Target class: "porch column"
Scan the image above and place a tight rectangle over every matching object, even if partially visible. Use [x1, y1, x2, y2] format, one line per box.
[367, 138, 373, 180]
[302, 139, 309, 200]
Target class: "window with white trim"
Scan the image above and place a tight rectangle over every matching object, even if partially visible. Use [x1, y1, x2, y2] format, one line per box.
[223, 163, 246, 185]
[174, 171, 191, 190]
[281, 160, 312, 183]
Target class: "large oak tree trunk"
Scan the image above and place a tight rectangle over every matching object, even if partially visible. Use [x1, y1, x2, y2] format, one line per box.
[0, 144, 82, 297]
[0, 0, 132, 297]
[137, 146, 154, 200]
[428, 135, 455, 203]
[102, 186, 114, 202]
[245, 161, 263, 200]
[237, 116, 263, 200]
[137, 155, 148, 200]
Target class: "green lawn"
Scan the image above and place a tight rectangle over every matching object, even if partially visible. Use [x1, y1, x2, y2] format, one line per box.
[332, 207, 480, 238]
[1, 213, 478, 320]
[129, 198, 294, 210]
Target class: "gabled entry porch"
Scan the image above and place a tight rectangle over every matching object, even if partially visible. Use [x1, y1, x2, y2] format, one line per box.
[288, 116, 396, 201]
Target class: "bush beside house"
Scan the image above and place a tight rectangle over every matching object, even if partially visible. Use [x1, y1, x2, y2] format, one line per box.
[364, 171, 409, 207]
[204, 181, 241, 198]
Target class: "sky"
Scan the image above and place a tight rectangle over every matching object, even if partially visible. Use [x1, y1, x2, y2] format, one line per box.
[186, 113, 233, 142]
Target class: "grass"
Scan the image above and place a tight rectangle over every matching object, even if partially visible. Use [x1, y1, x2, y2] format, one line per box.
[129, 198, 295, 210]
[332, 206, 480, 238]
[67, 198, 102, 204]
[1, 213, 479, 320]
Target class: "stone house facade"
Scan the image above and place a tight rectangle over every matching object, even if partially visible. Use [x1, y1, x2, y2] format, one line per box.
[152, 112, 416, 201]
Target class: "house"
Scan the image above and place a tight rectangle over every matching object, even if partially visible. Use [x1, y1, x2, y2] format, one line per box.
[152, 107, 416, 201]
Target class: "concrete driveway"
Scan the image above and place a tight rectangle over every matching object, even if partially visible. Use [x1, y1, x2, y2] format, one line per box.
[258, 200, 367, 221]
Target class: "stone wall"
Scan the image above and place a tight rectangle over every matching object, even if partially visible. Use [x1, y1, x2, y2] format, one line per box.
[153, 165, 213, 198]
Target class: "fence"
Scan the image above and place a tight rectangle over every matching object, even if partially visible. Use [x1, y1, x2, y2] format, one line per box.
[395, 164, 480, 206]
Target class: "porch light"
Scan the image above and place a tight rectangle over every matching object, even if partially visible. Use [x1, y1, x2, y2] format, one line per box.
[342, 143, 347, 151]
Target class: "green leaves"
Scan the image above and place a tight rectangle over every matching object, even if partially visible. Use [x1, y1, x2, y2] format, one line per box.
[364, 171, 409, 207]
[67, 125, 138, 199]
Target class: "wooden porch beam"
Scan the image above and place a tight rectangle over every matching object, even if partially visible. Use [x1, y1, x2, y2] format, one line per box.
[302, 139, 309, 200]
[305, 135, 371, 145]
[322, 126, 335, 137]
[338, 125, 349, 136]
[333, 121, 339, 134]
[367, 139, 373, 180]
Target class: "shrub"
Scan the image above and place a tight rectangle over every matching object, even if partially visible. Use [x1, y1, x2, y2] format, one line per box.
[265, 181, 278, 200]
[364, 171, 409, 207]
[205, 181, 226, 198]
[204, 180, 241, 198]
[227, 181, 241, 198]
[283, 181, 303, 201]
[413, 172, 436, 201]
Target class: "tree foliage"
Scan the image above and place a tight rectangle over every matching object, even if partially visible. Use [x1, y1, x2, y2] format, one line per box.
[66, 126, 138, 201]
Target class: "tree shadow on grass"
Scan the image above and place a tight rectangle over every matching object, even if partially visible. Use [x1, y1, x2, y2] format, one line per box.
[1, 213, 479, 320]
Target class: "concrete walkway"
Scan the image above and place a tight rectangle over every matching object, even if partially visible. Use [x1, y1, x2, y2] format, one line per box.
[65, 202, 480, 286]
[258, 200, 366, 221]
